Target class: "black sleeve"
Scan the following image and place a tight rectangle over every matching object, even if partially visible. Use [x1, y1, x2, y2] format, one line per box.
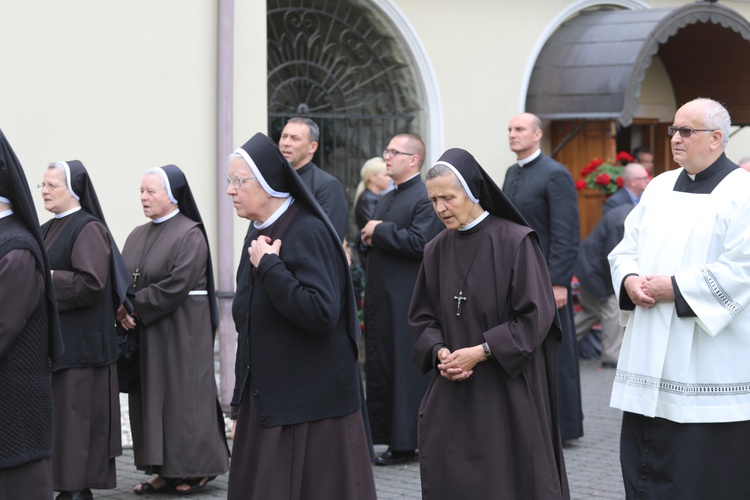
[672, 276, 696, 317]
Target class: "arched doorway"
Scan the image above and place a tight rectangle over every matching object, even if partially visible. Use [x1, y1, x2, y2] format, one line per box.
[526, 2, 750, 237]
[267, 0, 427, 241]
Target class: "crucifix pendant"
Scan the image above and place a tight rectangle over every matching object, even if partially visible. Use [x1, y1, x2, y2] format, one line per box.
[132, 268, 140, 288]
[454, 290, 467, 316]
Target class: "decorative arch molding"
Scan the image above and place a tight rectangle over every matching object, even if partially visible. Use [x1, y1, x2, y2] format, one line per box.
[524, 1, 750, 126]
[369, 0, 444, 163]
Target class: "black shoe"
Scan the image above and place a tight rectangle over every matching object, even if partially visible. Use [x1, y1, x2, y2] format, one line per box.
[601, 361, 617, 369]
[374, 448, 417, 466]
[56, 490, 93, 500]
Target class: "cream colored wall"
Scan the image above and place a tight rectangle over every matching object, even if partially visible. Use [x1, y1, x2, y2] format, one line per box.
[394, 0, 750, 182]
[1, 1, 218, 249]
[232, 1, 269, 270]
[0, 0, 268, 276]
[635, 56, 676, 123]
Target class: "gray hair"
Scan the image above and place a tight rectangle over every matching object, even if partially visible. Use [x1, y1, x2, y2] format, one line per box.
[287, 117, 320, 143]
[46, 162, 68, 185]
[143, 167, 167, 191]
[622, 163, 646, 182]
[695, 97, 731, 147]
[425, 164, 462, 189]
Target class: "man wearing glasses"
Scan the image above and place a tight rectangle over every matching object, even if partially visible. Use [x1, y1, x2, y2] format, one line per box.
[602, 163, 650, 215]
[360, 133, 442, 465]
[609, 98, 750, 499]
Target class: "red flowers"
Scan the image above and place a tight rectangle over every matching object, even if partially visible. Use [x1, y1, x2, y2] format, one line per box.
[595, 173, 611, 185]
[614, 151, 635, 164]
[577, 151, 631, 195]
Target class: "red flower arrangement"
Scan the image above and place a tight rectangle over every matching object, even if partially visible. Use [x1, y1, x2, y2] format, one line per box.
[576, 151, 634, 195]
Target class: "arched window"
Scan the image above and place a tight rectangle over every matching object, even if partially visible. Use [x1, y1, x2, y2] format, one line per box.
[267, 0, 424, 219]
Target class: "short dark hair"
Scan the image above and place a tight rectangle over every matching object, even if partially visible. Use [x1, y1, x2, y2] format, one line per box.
[287, 117, 320, 142]
[632, 146, 652, 159]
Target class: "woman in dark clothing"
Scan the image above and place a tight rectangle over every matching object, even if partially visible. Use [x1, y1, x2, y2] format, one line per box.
[118, 166, 229, 495]
[40, 161, 129, 500]
[353, 156, 391, 231]
[409, 148, 569, 499]
[0, 128, 63, 500]
[226, 133, 376, 500]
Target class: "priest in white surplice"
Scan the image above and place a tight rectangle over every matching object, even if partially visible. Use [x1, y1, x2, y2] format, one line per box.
[609, 98, 750, 500]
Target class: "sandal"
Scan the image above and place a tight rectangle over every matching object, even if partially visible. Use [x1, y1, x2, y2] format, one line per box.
[174, 476, 216, 495]
[133, 477, 177, 495]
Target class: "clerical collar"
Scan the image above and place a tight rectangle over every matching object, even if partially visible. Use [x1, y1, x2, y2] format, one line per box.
[395, 172, 420, 190]
[55, 205, 82, 219]
[152, 208, 180, 224]
[459, 210, 490, 231]
[517, 149, 541, 167]
[255, 197, 294, 230]
[296, 162, 313, 175]
[674, 153, 736, 194]
[0, 209, 13, 219]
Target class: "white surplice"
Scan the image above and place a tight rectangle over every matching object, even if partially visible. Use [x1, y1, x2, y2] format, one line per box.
[609, 166, 750, 423]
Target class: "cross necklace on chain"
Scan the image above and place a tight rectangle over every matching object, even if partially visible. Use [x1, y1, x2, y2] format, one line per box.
[132, 222, 165, 289]
[452, 230, 483, 317]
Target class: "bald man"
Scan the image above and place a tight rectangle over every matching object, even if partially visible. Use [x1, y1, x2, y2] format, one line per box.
[502, 112, 583, 441]
[602, 163, 650, 215]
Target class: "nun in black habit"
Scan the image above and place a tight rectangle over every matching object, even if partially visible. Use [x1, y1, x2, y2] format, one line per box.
[39, 160, 130, 499]
[0, 129, 63, 500]
[226, 133, 376, 500]
[118, 165, 229, 495]
[408, 148, 569, 499]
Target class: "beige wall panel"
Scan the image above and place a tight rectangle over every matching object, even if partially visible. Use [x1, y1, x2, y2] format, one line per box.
[0, 1, 218, 249]
[231, 0, 268, 271]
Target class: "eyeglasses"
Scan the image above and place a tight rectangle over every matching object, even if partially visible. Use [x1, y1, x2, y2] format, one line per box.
[382, 149, 416, 158]
[37, 182, 63, 190]
[667, 126, 715, 138]
[226, 175, 256, 189]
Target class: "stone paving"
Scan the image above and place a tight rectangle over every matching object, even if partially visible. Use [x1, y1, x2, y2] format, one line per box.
[90, 359, 624, 499]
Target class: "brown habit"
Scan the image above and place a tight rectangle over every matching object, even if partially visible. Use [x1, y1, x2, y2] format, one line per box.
[409, 216, 569, 500]
[44, 218, 121, 491]
[121, 213, 229, 478]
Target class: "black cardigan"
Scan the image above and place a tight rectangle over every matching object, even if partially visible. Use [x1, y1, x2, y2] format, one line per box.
[231, 203, 360, 426]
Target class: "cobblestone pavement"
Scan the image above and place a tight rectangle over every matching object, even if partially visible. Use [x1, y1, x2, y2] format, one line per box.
[91, 359, 623, 499]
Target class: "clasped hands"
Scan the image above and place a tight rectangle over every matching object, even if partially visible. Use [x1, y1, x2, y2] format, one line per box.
[437, 345, 486, 382]
[624, 274, 674, 308]
[249, 235, 282, 267]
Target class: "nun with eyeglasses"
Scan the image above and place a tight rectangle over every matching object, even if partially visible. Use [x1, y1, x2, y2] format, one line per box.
[226, 133, 376, 499]
[117, 165, 229, 495]
[39, 160, 131, 500]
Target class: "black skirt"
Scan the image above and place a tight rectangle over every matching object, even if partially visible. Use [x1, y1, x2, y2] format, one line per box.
[228, 384, 376, 500]
[621, 411, 750, 499]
